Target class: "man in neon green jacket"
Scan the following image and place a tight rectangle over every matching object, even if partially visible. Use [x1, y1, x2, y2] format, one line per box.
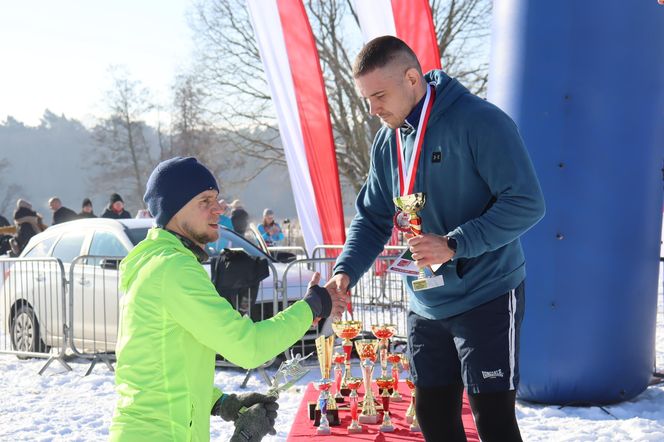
[110, 157, 345, 441]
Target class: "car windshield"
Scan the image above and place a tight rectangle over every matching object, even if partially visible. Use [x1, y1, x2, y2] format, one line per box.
[207, 227, 273, 261]
[125, 227, 150, 246]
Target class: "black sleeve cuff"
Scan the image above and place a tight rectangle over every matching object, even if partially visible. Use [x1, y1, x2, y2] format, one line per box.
[302, 285, 332, 318]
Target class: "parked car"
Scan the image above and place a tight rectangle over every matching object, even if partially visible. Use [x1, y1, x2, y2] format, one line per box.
[1, 218, 319, 355]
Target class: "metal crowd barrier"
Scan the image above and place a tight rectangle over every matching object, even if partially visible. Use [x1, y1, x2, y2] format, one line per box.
[65, 255, 285, 381]
[68, 255, 123, 375]
[0, 257, 71, 374]
[267, 246, 309, 260]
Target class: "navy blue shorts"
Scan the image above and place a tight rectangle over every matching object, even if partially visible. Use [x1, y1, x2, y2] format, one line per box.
[407, 281, 525, 394]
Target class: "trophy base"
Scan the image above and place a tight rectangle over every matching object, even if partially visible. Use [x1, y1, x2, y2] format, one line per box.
[334, 394, 345, 404]
[348, 425, 363, 434]
[410, 424, 421, 433]
[308, 403, 340, 426]
[340, 388, 351, 397]
[390, 394, 403, 402]
[358, 414, 378, 424]
[412, 275, 444, 291]
[379, 424, 395, 432]
[316, 426, 331, 435]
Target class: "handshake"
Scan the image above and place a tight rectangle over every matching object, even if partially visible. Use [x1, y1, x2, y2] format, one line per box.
[212, 392, 279, 442]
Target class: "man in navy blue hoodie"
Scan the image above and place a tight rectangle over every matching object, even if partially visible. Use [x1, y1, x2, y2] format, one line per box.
[327, 36, 545, 441]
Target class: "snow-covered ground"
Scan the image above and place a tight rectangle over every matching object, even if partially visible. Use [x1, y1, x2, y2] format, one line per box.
[1, 267, 663, 441]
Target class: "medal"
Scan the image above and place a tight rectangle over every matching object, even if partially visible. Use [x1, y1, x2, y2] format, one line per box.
[393, 210, 411, 232]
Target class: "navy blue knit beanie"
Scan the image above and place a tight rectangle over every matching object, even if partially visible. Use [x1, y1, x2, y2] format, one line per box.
[144, 157, 219, 227]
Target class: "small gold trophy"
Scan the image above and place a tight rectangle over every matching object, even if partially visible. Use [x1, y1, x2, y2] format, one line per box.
[332, 350, 345, 403]
[387, 353, 403, 402]
[376, 376, 395, 432]
[393, 192, 445, 291]
[354, 339, 380, 424]
[346, 378, 363, 434]
[314, 335, 338, 432]
[332, 320, 362, 395]
[371, 324, 397, 379]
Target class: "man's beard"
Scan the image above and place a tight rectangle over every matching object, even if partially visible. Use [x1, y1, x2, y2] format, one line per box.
[181, 221, 218, 245]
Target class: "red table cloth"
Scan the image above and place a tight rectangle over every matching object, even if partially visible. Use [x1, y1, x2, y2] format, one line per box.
[287, 381, 479, 441]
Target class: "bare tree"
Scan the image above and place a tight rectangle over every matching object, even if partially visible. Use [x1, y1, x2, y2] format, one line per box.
[191, 0, 491, 192]
[92, 67, 155, 209]
[432, 0, 492, 96]
[0, 158, 22, 216]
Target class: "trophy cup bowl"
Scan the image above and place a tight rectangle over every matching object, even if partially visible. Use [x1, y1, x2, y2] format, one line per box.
[354, 339, 380, 424]
[332, 320, 362, 396]
[371, 324, 397, 378]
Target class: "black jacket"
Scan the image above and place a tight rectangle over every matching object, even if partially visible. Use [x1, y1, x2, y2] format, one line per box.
[53, 206, 78, 225]
[101, 207, 132, 219]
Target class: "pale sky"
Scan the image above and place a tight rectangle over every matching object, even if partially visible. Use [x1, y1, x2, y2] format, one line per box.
[0, 0, 195, 127]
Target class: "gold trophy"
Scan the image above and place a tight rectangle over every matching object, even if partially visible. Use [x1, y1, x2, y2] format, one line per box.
[354, 339, 380, 424]
[405, 378, 421, 432]
[393, 192, 445, 291]
[314, 335, 338, 432]
[376, 376, 395, 432]
[387, 353, 403, 401]
[371, 324, 397, 379]
[332, 320, 362, 395]
[332, 350, 345, 403]
[346, 378, 363, 434]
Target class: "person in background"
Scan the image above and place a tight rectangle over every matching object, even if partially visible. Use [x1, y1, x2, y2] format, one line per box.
[48, 197, 77, 225]
[102, 193, 132, 219]
[230, 199, 249, 237]
[78, 198, 96, 218]
[327, 36, 545, 442]
[207, 199, 234, 253]
[109, 156, 347, 441]
[257, 208, 284, 247]
[11, 199, 45, 255]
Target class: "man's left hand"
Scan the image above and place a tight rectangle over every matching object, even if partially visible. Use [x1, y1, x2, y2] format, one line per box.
[407, 233, 455, 268]
[212, 392, 278, 422]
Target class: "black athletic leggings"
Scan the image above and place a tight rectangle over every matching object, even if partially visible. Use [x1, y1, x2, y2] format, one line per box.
[415, 384, 523, 442]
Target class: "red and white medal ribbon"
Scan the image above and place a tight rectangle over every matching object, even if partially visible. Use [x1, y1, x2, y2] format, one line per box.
[393, 85, 436, 232]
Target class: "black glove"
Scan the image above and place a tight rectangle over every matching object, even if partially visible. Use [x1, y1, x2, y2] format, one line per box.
[212, 392, 278, 422]
[302, 285, 332, 318]
[229, 403, 278, 442]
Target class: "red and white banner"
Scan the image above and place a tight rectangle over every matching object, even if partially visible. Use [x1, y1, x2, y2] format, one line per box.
[247, 0, 346, 253]
[352, 0, 441, 73]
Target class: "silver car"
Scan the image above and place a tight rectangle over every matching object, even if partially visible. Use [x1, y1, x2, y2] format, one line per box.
[1, 218, 317, 355]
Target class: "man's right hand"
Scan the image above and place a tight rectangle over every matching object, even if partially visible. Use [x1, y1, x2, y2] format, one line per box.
[325, 273, 350, 320]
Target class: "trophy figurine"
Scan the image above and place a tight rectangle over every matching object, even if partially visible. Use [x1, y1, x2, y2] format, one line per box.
[371, 324, 397, 379]
[354, 339, 380, 424]
[346, 378, 363, 434]
[332, 350, 345, 403]
[331, 320, 362, 395]
[313, 335, 338, 428]
[393, 192, 445, 291]
[387, 353, 403, 401]
[376, 376, 395, 432]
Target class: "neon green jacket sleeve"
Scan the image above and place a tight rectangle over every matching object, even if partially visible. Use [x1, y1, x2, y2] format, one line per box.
[160, 255, 313, 368]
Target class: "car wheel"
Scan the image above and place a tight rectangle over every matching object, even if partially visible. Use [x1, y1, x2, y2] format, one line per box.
[11, 305, 49, 358]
